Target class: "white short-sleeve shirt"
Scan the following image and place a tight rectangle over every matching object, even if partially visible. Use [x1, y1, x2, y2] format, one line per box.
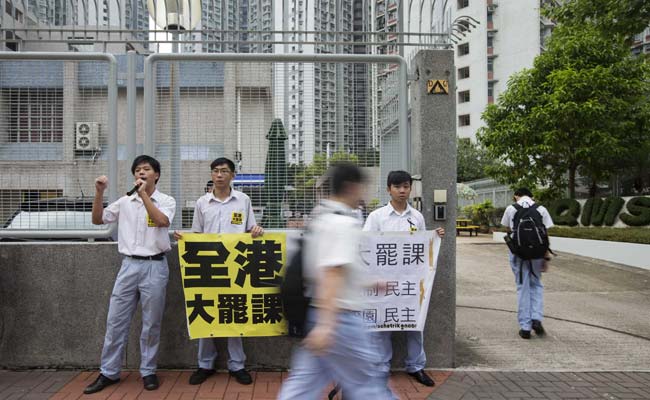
[500, 196, 554, 230]
[304, 200, 367, 311]
[191, 189, 256, 234]
[363, 201, 426, 233]
[102, 189, 176, 256]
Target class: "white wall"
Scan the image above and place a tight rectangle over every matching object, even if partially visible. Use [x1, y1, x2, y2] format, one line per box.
[493, 232, 650, 271]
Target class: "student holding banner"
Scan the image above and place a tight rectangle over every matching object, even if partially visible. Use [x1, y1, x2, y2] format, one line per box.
[363, 170, 444, 387]
[174, 157, 264, 386]
[84, 155, 176, 394]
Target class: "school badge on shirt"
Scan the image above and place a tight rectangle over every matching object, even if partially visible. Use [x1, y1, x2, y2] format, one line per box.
[231, 211, 243, 225]
[407, 217, 418, 232]
[146, 213, 156, 227]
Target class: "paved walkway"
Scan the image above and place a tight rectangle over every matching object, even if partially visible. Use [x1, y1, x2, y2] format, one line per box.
[3, 370, 650, 399]
[456, 236, 650, 370]
[0, 370, 451, 399]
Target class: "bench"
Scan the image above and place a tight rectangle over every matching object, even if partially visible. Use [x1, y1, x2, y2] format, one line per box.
[456, 225, 480, 236]
[456, 218, 480, 236]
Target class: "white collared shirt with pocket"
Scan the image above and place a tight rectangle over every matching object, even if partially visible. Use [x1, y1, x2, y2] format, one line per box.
[102, 189, 176, 256]
[363, 201, 426, 233]
[191, 189, 256, 234]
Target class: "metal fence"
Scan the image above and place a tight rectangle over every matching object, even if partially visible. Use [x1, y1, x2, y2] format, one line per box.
[0, 52, 408, 237]
[144, 53, 408, 230]
[0, 52, 117, 239]
[0, 0, 452, 52]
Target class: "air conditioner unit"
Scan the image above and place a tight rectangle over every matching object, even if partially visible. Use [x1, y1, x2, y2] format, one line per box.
[75, 122, 100, 151]
[487, 4, 498, 12]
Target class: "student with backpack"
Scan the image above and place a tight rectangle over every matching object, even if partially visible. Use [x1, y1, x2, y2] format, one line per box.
[278, 163, 396, 400]
[500, 188, 554, 339]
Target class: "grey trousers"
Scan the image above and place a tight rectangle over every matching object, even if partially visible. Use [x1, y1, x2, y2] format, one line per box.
[197, 337, 246, 371]
[99, 256, 169, 379]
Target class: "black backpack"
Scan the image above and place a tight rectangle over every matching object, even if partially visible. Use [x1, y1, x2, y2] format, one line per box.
[280, 235, 311, 338]
[509, 203, 549, 260]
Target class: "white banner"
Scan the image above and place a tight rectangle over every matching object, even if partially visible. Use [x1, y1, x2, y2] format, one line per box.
[360, 231, 441, 331]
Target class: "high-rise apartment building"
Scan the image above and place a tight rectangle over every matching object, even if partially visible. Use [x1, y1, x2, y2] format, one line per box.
[372, 0, 553, 142]
[2, 0, 149, 52]
[183, 0, 273, 53]
[452, 0, 551, 140]
[277, 0, 372, 165]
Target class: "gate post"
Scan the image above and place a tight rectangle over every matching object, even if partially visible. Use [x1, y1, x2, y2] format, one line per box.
[410, 49, 457, 367]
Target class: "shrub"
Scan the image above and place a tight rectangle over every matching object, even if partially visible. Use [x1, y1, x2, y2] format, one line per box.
[580, 197, 598, 226]
[619, 197, 650, 226]
[603, 197, 625, 226]
[548, 199, 580, 226]
[584, 197, 624, 226]
[591, 198, 608, 226]
[464, 200, 496, 227]
[491, 207, 506, 226]
[547, 227, 650, 244]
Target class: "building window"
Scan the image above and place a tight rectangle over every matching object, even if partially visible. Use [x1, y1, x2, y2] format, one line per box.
[487, 58, 494, 72]
[487, 35, 494, 48]
[487, 11, 493, 23]
[458, 90, 470, 103]
[488, 82, 495, 98]
[459, 114, 470, 126]
[457, 0, 469, 9]
[458, 43, 469, 56]
[458, 66, 470, 79]
[6, 89, 63, 143]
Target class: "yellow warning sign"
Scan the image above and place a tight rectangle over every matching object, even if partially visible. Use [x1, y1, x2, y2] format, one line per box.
[427, 79, 449, 95]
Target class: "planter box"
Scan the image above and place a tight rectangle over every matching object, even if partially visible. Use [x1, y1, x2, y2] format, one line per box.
[493, 232, 650, 271]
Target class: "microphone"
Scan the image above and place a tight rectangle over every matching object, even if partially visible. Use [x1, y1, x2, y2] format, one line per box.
[126, 183, 142, 196]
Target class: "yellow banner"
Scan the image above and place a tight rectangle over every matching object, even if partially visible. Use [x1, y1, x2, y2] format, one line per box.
[178, 232, 287, 339]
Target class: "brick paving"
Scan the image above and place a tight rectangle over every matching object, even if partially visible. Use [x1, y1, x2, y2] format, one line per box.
[2, 370, 650, 400]
[429, 371, 650, 400]
[0, 370, 450, 400]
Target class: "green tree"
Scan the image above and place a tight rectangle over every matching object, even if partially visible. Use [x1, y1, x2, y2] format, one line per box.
[357, 148, 380, 167]
[478, 23, 650, 198]
[457, 137, 494, 182]
[288, 152, 359, 214]
[544, 0, 650, 38]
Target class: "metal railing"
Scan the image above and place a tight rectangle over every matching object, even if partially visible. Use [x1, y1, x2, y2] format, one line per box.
[143, 53, 409, 230]
[0, 52, 118, 239]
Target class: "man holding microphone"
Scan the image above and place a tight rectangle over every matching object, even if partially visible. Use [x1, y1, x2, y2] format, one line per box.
[84, 155, 176, 394]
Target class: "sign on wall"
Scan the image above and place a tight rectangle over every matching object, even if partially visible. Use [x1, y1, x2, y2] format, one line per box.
[427, 79, 449, 95]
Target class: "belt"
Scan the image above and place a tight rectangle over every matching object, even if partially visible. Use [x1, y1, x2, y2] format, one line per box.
[127, 252, 165, 261]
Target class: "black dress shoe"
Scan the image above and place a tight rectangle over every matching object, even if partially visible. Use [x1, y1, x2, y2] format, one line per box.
[519, 329, 531, 339]
[83, 374, 119, 394]
[229, 368, 253, 385]
[408, 369, 435, 387]
[143, 374, 159, 391]
[189, 368, 216, 385]
[532, 320, 545, 336]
